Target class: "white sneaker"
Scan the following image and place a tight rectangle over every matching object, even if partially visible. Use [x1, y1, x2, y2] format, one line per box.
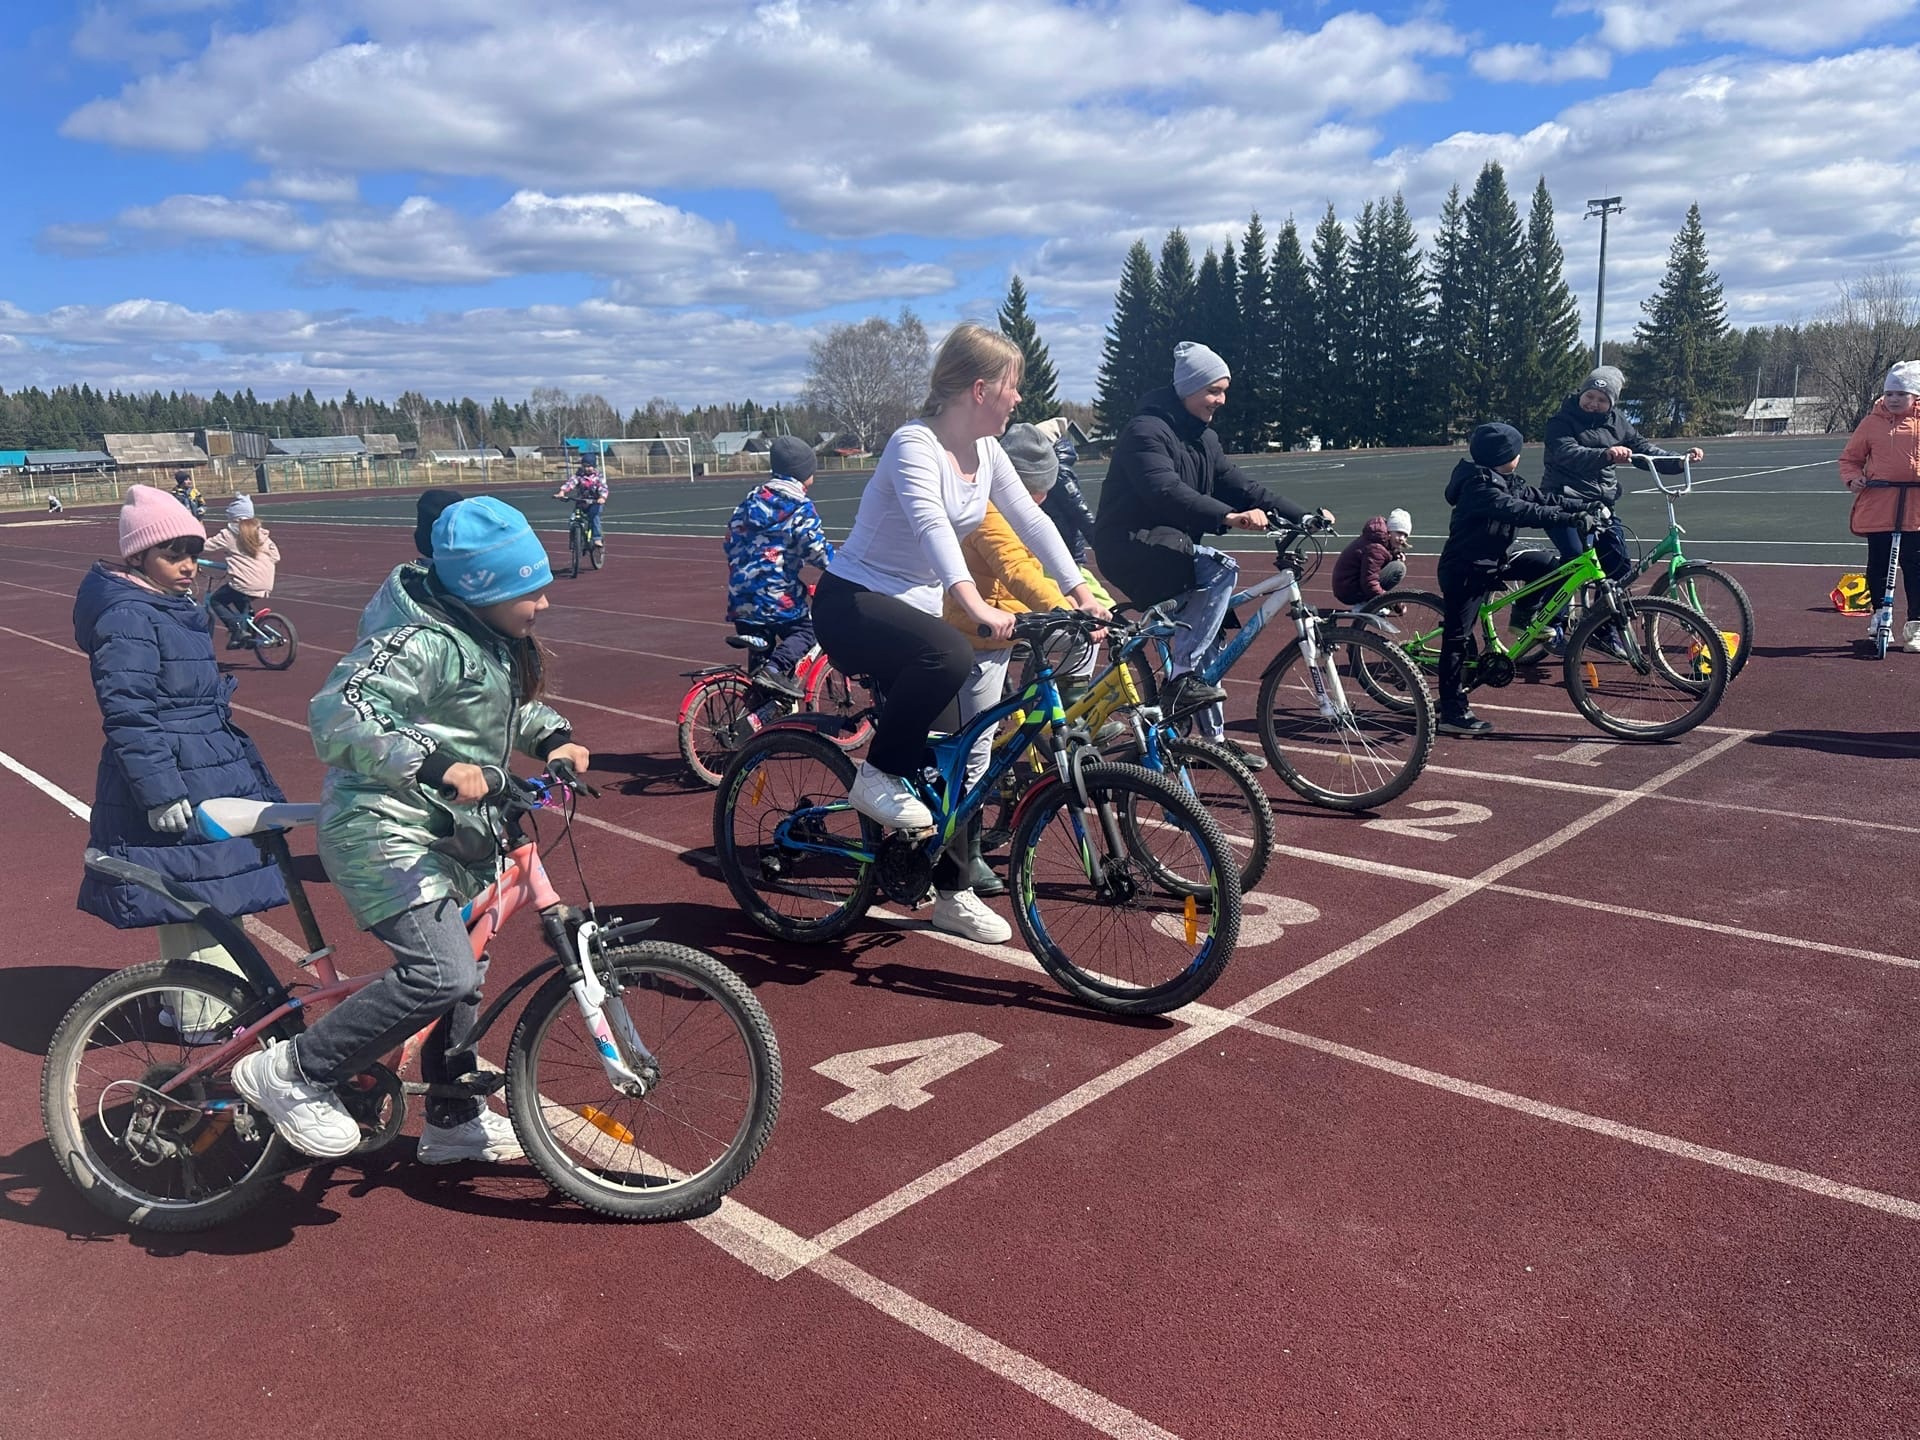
[1902, 621, 1920, 652]
[848, 761, 933, 830]
[231, 1040, 360, 1159]
[931, 889, 1013, 944]
[418, 1107, 523, 1165]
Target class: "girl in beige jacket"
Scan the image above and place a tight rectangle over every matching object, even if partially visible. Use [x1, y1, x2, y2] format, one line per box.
[202, 493, 280, 648]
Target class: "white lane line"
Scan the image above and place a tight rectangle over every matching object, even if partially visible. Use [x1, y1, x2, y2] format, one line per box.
[806, 1252, 1183, 1440]
[1234, 1018, 1920, 1225]
[1629, 459, 1832, 494]
[545, 692, 677, 728]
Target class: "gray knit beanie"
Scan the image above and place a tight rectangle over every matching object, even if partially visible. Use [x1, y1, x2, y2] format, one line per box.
[768, 434, 816, 483]
[1580, 366, 1625, 404]
[1173, 341, 1231, 398]
[1000, 424, 1060, 494]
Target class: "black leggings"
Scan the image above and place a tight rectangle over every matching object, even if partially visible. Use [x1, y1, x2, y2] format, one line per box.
[812, 571, 972, 777]
[1864, 531, 1920, 621]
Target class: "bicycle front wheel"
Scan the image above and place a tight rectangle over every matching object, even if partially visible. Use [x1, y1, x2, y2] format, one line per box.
[508, 942, 780, 1222]
[1650, 562, 1754, 680]
[589, 535, 606, 570]
[1564, 596, 1729, 740]
[1117, 733, 1274, 893]
[42, 960, 288, 1232]
[678, 673, 760, 788]
[715, 728, 877, 943]
[1257, 626, 1435, 812]
[1010, 762, 1240, 1015]
[568, 525, 583, 578]
[253, 613, 298, 670]
[1352, 592, 1442, 712]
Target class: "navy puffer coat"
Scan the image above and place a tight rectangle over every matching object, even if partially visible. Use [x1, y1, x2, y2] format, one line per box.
[73, 562, 288, 928]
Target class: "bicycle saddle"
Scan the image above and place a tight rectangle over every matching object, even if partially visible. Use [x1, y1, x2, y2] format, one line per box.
[195, 798, 321, 839]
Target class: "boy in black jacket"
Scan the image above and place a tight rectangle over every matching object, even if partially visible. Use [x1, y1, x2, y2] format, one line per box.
[1437, 423, 1593, 736]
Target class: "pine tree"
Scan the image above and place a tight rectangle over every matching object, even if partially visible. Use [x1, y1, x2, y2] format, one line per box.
[1096, 239, 1161, 435]
[999, 274, 1061, 424]
[1458, 162, 1526, 424]
[1373, 193, 1430, 447]
[1307, 204, 1354, 447]
[1235, 213, 1275, 454]
[1348, 201, 1383, 447]
[1421, 185, 1472, 442]
[1633, 203, 1735, 437]
[1270, 218, 1315, 450]
[1193, 249, 1238, 358]
[1152, 228, 1198, 375]
[1508, 177, 1588, 436]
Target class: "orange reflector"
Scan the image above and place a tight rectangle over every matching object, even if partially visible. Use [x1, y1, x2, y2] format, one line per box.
[578, 1105, 635, 1145]
[1582, 661, 1599, 689]
[1183, 893, 1198, 946]
[1721, 629, 1741, 656]
[748, 770, 767, 806]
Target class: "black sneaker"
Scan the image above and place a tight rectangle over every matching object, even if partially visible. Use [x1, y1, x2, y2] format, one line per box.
[751, 669, 805, 701]
[1438, 711, 1493, 737]
[1214, 736, 1268, 772]
[1159, 671, 1227, 718]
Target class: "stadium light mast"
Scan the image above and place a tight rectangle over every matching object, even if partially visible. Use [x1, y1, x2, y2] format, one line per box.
[1585, 196, 1625, 366]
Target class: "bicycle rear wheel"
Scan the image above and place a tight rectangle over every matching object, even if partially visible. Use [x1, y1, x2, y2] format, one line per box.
[1257, 626, 1435, 812]
[42, 960, 288, 1231]
[1650, 562, 1754, 680]
[1564, 596, 1728, 740]
[678, 673, 760, 788]
[252, 613, 298, 671]
[1009, 762, 1240, 1015]
[803, 656, 875, 751]
[1117, 733, 1274, 893]
[1352, 592, 1442, 712]
[507, 942, 780, 1222]
[715, 728, 878, 943]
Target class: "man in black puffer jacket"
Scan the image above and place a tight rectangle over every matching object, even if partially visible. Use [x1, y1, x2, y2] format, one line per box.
[1436, 423, 1594, 736]
[1540, 366, 1704, 581]
[1095, 341, 1328, 765]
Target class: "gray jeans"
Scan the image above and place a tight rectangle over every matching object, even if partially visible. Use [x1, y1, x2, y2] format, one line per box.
[293, 897, 488, 1127]
[1164, 546, 1239, 739]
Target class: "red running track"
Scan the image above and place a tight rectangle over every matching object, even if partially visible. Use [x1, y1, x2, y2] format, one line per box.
[0, 505, 1916, 1439]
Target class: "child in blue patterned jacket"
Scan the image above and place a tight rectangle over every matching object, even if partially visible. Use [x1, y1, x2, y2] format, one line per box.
[724, 435, 834, 699]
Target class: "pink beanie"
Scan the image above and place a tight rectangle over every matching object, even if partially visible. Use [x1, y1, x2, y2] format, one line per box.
[118, 484, 205, 560]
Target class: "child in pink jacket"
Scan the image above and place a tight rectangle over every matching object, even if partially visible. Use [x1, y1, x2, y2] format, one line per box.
[202, 494, 281, 648]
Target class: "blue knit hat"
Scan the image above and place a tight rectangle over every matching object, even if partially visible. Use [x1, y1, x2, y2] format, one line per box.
[431, 496, 552, 604]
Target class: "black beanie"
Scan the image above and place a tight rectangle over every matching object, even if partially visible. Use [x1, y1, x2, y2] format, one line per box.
[414, 487, 466, 557]
[768, 434, 816, 483]
[1468, 423, 1523, 469]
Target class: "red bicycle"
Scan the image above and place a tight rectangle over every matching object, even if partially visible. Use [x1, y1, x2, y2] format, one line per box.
[43, 760, 781, 1231]
[678, 631, 872, 786]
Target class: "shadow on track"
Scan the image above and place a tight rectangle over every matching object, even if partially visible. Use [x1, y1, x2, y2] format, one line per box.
[1750, 728, 1920, 760]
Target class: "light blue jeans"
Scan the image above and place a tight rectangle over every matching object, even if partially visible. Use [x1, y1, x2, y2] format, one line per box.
[1163, 546, 1239, 739]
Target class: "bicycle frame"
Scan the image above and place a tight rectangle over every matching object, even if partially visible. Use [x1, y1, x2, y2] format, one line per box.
[196, 558, 278, 638]
[80, 800, 662, 1118]
[1623, 453, 1696, 586]
[1468, 548, 1609, 659]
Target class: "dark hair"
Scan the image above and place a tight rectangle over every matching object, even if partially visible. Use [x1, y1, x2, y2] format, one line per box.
[511, 635, 549, 704]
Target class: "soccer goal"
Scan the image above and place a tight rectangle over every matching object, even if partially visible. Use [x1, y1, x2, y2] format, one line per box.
[578, 436, 695, 483]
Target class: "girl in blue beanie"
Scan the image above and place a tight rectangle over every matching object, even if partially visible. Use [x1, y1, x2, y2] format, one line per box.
[235, 496, 592, 1163]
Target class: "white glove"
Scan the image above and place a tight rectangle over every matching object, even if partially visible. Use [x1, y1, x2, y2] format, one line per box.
[147, 799, 194, 834]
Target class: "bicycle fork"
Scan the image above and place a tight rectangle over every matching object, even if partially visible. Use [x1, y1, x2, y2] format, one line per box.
[549, 914, 659, 1098]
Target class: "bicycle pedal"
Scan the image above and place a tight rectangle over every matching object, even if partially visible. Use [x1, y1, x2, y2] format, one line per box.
[424, 1072, 509, 1098]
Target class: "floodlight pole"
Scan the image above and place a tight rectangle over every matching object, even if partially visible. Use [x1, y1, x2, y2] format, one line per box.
[1585, 196, 1624, 366]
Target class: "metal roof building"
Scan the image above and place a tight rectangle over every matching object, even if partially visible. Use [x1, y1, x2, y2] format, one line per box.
[102, 432, 209, 469]
[267, 436, 368, 458]
[24, 449, 114, 472]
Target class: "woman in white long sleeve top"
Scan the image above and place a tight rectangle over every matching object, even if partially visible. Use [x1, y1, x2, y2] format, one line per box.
[813, 324, 1105, 943]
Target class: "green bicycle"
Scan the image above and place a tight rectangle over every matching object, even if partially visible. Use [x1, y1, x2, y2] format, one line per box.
[1355, 523, 1730, 741]
[1617, 453, 1753, 679]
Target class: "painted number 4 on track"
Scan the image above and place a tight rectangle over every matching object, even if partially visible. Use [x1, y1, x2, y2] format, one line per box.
[813, 1033, 1002, 1122]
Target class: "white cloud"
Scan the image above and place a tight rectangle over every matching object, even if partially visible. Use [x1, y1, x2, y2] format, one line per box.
[1471, 43, 1611, 84]
[1556, 0, 1920, 53]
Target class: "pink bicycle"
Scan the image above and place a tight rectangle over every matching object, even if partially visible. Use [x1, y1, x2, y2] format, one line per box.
[678, 629, 872, 787]
[43, 761, 781, 1232]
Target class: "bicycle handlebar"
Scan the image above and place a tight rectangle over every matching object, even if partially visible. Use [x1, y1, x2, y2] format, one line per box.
[1629, 452, 1692, 494]
[977, 609, 1109, 642]
[1267, 513, 1337, 539]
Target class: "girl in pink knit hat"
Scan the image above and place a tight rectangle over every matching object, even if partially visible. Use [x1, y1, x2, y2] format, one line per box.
[73, 485, 288, 1027]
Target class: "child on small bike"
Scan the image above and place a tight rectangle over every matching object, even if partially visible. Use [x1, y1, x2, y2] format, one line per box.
[724, 435, 834, 699]
[1436, 425, 1593, 737]
[1331, 509, 1412, 608]
[235, 497, 592, 1162]
[1026, 418, 1114, 610]
[74, 485, 288, 1018]
[170, 468, 205, 518]
[202, 494, 281, 648]
[555, 461, 609, 550]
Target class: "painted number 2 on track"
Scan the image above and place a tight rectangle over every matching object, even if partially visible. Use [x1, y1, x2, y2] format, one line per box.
[1361, 800, 1492, 842]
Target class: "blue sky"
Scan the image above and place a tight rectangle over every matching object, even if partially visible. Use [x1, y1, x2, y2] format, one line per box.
[2, 0, 1915, 408]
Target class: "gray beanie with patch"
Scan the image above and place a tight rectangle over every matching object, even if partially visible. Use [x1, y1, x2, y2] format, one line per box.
[1000, 424, 1060, 494]
[1580, 365, 1625, 404]
[1173, 341, 1231, 399]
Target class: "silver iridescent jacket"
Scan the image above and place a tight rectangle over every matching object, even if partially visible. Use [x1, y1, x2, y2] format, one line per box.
[310, 564, 569, 929]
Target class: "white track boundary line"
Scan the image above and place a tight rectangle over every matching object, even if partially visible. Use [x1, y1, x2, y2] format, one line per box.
[1234, 1018, 1920, 1224]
